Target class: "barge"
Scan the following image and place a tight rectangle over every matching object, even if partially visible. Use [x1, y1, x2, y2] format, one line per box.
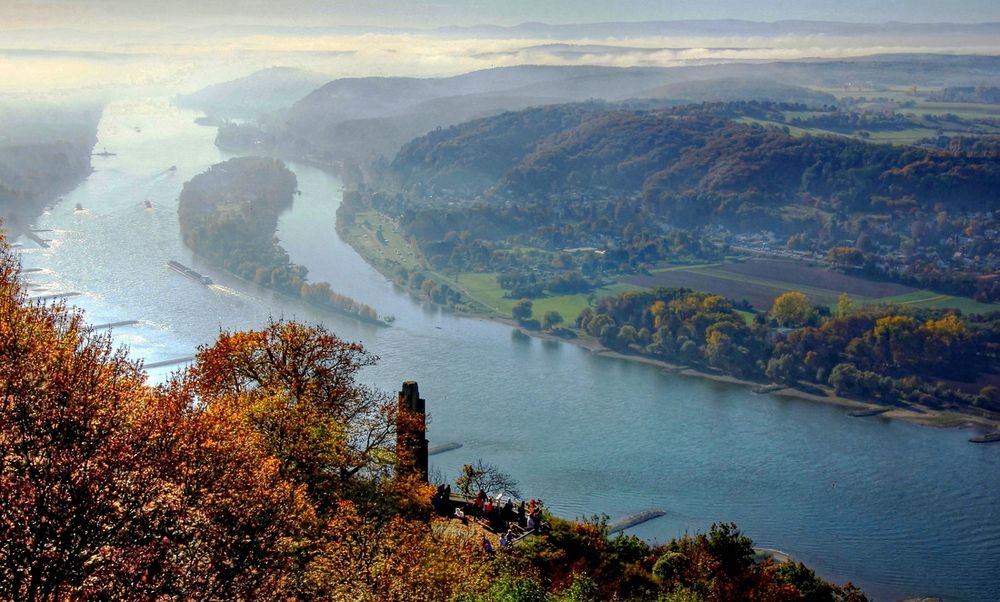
[167, 260, 213, 285]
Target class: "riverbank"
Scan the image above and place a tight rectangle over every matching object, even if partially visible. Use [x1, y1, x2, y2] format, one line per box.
[492, 315, 1000, 432]
[408, 264, 1000, 439]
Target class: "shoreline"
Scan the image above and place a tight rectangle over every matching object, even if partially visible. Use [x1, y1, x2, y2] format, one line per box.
[373, 263, 1000, 434]
[187, 251, 389, 328]
[490, 316, 1000, 432]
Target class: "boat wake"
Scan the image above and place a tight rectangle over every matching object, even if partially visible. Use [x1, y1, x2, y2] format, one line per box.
[207, 284, 240, 296]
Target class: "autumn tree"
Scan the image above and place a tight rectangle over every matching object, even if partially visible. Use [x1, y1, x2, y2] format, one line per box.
[542, 310, 564, 331]
[0, 241, 309, 601]
[836, 293, 854, 318]
[770, 291, 812, 328]
[189, 319, 398, 510]
[304, 500, 493, 601]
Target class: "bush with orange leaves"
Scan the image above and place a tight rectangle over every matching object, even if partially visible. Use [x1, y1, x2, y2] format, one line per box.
[0, 241, 312, 600]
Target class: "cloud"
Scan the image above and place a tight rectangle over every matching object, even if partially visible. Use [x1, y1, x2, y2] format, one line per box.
[1, 26, 998, 96]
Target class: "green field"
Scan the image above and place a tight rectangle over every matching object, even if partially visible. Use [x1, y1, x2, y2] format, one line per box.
[734, 116, 826, 138]
[863, 127, 940, 145]
[455, 272, 639, 321]
[344, 209, 1000, 320]
[904, 101, 1000, 120]
[344, 210, 423, 271]
[736, 116, 938, 145]
[865, 291, 1000, 314]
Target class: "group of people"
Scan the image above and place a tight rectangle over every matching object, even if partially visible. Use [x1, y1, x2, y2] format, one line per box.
[430, 483, 452, 516]
[432, 483, 546, 556]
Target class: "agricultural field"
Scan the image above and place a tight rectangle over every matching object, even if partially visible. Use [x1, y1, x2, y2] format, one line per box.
[626, 264, 815, 309]
[455, 272, 637, 321]
[717, 259, 914, 298]
[866, 290, 1000, 314]
[342, 209, 423, 272]
[750, 91, 1000, 144]
[624, 258, 1000, 314]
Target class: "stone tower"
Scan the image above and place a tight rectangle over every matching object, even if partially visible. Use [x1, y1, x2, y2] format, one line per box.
[397, 380, 429, 482]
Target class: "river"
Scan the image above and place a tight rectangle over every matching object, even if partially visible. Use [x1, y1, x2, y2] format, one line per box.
[14, 98, 1000, 602]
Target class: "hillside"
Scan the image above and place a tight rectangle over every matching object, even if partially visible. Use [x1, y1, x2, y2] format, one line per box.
[390, 102, 1000, 223]
[0, 102, 102, 230]
[234, 65, 674, 162]
[343, 100, 1000, 327]
[340, 100, 1000, 421]
[177, 66, 331, 119]
[212, 55, 1000, 165]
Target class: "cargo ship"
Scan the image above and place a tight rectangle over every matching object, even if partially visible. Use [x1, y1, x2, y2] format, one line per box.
[167, 260, 213, 285]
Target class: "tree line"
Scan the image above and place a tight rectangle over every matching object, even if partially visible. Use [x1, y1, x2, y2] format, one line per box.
[578, 288, 1000, 412]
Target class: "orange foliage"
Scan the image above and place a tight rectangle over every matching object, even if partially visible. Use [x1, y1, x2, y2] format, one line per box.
[189, 319, 398, 509]
[304, 501, 491, 601]
[0, 242, 310, 600]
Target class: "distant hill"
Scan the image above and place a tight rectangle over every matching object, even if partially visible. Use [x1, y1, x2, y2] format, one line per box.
[639, 78, 836, 107]
[388, 102, 1000, 228]
[177, 66, 331, 119]
[434, 20, 1000, 40]
[216, 55, 1000, 165]
[0, 102, 102, 230]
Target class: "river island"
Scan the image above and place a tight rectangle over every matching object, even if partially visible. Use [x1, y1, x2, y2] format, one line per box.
[177, 156, 384, 324]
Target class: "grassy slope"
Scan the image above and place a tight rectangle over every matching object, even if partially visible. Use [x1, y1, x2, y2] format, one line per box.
[343, 209, 1000, 318]
[868, 290, 1000, 314]
[743, 91, 1000, 144]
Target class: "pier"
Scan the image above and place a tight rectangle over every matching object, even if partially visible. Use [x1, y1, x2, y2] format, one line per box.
[428, 442, 463, 456]
[23, 231, 50, 248]
[87, 320, 141, 331]
[143, 356, 195, 370]
[30, 292, 80, 302]
[607, 509, 666, 534]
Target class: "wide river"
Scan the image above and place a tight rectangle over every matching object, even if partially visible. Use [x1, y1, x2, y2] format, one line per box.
[15, 98, 1000, 602]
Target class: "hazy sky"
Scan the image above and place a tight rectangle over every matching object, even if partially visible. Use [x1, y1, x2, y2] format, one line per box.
[4, 0, 1000, 30]
[3, 0, 999, 96]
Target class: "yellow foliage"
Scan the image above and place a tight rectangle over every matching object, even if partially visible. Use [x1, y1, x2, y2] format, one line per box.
[770, 291, 811, 327]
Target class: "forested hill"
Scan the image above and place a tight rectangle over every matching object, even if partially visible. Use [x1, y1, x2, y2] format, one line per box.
[388, 102, 1000, 229]
[177, 66, 331, 119]
[0, 102, 102, 229]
